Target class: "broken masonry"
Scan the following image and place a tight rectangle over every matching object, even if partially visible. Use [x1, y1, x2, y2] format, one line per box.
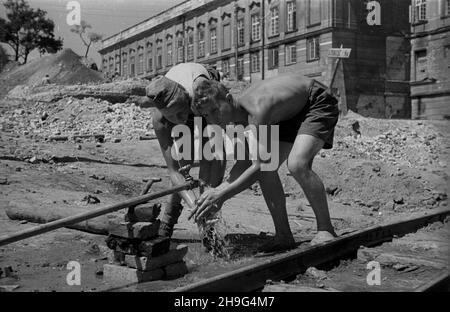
[103, 205, 188, 284]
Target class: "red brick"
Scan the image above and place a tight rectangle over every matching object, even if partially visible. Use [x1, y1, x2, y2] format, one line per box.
[105, 235, 170, 256]
[138, 236, 170, 257]
[128, 203, 161, 222]
[108, 220, 160, 240]
[125, 244, 188, 271]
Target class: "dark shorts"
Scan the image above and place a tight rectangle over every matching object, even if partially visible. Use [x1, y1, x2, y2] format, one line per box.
[277, 80, 339, 149]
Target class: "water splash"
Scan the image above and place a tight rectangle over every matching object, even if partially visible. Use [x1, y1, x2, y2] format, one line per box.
[197, 210, 231, 260]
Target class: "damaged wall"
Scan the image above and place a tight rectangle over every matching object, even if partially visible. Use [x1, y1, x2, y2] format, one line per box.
[332, 0, 411, 119]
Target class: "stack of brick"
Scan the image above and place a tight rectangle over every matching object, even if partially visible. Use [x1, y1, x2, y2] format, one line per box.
[103, 212, 188, 285]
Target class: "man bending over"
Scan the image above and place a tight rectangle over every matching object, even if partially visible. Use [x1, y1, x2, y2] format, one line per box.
[135, 63, 225, 238]
[189, 73, 339, 252]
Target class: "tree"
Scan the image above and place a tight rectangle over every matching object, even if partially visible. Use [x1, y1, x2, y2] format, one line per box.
[0, 45, 9, 72]
[71, 20, 103, 58]
[0, 0, 63, 64]
[0, 19, 6, 40]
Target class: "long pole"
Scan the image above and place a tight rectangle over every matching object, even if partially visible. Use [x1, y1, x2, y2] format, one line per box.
[0, 182, 195, 247]
[261, 0, 265, 80]
[329, 45, 344, 90]
[234, 2, 239, 80]
[329, 58, 341, 88]
[182, 15, 186, 63]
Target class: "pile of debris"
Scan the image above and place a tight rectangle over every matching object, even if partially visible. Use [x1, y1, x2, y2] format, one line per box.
[5, 78, 148, 103]
[1, 97, 155, 142]
[333, 111, 445, 169]
[0, 48, 104, 98]
[0, 77, 253, 145]
[104, 206, 188, 285]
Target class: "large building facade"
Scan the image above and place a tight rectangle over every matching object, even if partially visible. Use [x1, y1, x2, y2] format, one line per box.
[99, 0, 411, 118]
[409, 0, 450, 119]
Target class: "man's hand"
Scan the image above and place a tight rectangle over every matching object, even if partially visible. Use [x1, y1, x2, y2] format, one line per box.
[126, 95, 155, 108]
[188, 188, 223, 222]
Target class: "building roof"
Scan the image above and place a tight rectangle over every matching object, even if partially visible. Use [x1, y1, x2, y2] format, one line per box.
[100, 0, 215, 53]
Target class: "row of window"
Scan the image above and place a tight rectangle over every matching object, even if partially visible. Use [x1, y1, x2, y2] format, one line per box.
[104, 2, 300, 75]
[249, 37, 320, 73]
[104, 35, 321, 77]
[412, 0, 450, 23]
[215, 37, 320, 76]
[251, 2, 297, 41]
[414, 0, 427, 21]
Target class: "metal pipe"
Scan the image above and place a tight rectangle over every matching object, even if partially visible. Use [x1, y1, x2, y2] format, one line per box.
[261, 0, 265, 80]
[182, 15, 186, 63]
[0, 182, 196, 247]
[234, 1, 239, 80]
[329, 45, 344, 91]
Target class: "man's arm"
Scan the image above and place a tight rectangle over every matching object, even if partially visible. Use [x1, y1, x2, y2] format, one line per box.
[192, 149, 263, 221]
[217, 114, 274, 200]
[215, 139, 266, 201]
[216, 159, 254, 196]
[154, 116, 197, 210]
[126, 95, 155, 108]
[193, 118, 274, 220]
[194, 75, 226, 188]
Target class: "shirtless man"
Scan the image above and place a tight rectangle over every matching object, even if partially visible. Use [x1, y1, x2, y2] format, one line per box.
[189, 73, 339, 251]
[135, 63, 225, 238]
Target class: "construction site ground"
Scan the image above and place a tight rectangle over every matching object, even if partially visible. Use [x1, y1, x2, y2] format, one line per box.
[264, 217, 450, 292]
[0, 58, 449, 291]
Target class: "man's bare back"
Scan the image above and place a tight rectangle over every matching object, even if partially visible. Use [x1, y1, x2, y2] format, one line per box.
[238, 73, 313, 126]
[191, 73, 339, 250]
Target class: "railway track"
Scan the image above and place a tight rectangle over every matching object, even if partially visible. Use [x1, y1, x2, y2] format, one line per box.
[170, 209, 450, 292]
[2, 183, 447, 292]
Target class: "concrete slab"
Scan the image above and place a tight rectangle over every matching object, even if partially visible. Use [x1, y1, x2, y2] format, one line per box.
[103, 264, 164, 285]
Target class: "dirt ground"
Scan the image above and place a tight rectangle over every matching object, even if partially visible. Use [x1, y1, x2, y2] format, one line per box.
[0, 84, 449, 291]
[273, 218, 450, 292]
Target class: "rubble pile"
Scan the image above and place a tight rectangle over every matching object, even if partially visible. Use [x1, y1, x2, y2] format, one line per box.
[1, 97, 155, 142]
[6, 78, 148, 103]
[1, 79, 252, 144]
[1, 79, 447, 217]
[334, 128, 443, 169]
[332, 111, 446, 169]
[276, 111, 449, 215]
[2, 96, 446, 171]
[0, 49, 104, 98]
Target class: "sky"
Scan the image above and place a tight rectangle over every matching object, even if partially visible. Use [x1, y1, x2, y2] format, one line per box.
[0, 0, 183, 65]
